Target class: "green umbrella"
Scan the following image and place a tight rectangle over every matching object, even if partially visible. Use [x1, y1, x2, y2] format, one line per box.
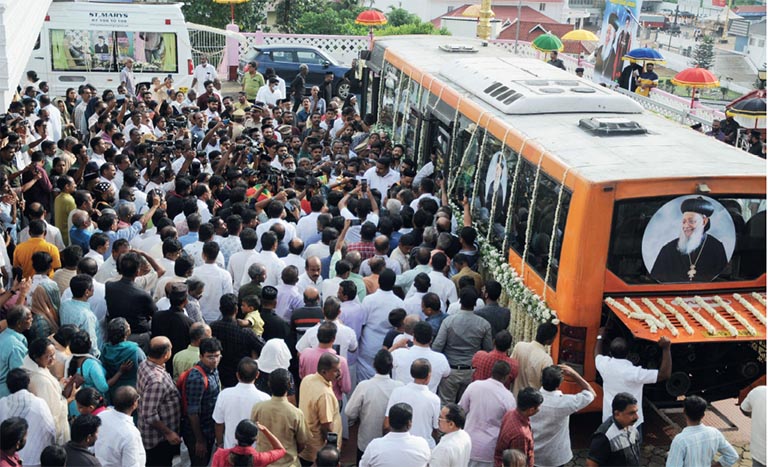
[531, 33, 564, 52]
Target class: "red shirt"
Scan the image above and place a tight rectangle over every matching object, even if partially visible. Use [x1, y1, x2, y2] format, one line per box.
[494, 409, 534, 467]
[0, 452, 21, 467]
[472, 349, 519, 387]
[211, 445, 286, 467]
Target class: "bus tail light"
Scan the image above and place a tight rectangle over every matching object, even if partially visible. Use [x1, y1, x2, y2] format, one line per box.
[558, 322, 587, 375]
[188, 59, 194, 75]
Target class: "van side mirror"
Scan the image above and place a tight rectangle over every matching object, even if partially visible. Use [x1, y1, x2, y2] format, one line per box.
[322, 61, 330, 68]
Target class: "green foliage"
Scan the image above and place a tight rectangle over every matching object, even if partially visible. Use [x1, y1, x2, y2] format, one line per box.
[690, 35, 716, 70]
[386, 7, 421, 27]
[287, 2, 448, 36]
[181, 0, 269, 30]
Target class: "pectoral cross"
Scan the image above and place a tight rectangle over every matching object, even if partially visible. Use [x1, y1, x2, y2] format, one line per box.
[688, 264, 697, 281]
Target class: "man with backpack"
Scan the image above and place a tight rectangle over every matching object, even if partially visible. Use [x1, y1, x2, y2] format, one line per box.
[179, 337, 222, 466]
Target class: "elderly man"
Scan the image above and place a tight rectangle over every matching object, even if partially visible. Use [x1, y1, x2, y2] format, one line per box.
[137, 336, 183, 467]
[650, 196, 729, 282]
[94, 386, 145, 466]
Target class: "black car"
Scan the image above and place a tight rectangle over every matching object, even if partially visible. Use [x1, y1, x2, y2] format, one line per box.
[239, 45, 356, 99]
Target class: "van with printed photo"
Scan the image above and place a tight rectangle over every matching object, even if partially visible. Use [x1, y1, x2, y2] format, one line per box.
[26, 2, 194, 96]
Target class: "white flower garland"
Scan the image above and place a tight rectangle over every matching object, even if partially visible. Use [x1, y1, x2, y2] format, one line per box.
[655, 298, 694, 335]
[520, 153, 545, 278]
[543, 169, 570, 300]
[673, 297, 717, 335]
[752, 292, 766, 307]
[714, 296, 757, 336]
[605, 297, 659, 333]
[470, 118, 491, 212]
[694, 296, 738, 337]
[734, 293, 767, 325]
[391, 68, 404, 139]
[502, 144, 525, 254]
[640, 298, 679, 336]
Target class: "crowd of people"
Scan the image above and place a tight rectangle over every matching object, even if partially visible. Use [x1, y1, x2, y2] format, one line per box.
[0, 61, 764, 467]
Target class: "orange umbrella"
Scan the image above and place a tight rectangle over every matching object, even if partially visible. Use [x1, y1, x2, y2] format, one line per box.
[356, 10, 388, 49]
[355, 10, 388, 26]
[671, 67, 720, 109]
[212, 0, 249, 23]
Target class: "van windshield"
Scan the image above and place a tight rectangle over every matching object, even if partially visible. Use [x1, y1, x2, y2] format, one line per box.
[50, 30, 178, 73]
[607, 195, 766, 285]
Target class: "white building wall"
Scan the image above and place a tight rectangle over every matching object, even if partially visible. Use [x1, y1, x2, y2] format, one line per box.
[0, 0, 52, 111]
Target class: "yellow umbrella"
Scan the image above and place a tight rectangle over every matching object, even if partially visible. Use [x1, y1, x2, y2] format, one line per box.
[462, 4, 495, 18]
[212, 0, 249, 23]
[561, 29, 599, 41]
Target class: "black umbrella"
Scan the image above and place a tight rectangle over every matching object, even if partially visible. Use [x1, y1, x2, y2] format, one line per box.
[727, 97, 766, 117]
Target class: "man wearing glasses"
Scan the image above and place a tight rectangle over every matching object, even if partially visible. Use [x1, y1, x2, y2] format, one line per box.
[180, 337, 223, 466]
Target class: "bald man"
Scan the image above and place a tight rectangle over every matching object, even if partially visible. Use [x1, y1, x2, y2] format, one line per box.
[95, 385, 146, 466]
[290, 286, 324, 344]
[360, 235, 402, 276]
[138, 336, 183, 466]
[298, 256, 323, 293]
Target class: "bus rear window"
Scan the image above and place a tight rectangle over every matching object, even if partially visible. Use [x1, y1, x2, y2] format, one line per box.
[50, 30, 177, 73]
[608, 195, 766, 284]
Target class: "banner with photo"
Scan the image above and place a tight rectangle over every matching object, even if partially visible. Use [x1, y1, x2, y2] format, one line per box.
[593, 0, 643, 84]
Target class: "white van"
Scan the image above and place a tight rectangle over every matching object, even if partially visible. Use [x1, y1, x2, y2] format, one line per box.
[26, 1, 194, 96]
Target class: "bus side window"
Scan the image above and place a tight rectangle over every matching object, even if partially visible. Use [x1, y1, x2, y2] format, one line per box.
[508, 159, 537, 257]
[34, 34, 40, 50]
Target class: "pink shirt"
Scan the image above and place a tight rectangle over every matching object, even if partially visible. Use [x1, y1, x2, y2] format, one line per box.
[459, 377, 517, 463]
[298, 347, 351, 400]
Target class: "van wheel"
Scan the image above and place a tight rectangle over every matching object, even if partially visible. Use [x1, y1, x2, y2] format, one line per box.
[335, 79, 351, 99]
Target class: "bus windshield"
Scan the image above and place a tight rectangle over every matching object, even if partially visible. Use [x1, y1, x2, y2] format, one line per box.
[608, 195, 766, 285]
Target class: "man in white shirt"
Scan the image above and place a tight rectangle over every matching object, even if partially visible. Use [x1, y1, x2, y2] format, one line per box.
[346, 349, 403, 462]
[283, 239, 306, 276]
[191, 242, 233, 322]
[18, 203, 65, 250]
[360, 402, 430, 467]
[409, 178, 441, 211]
[741, 385, 766, 467]
[391, 322, 450, 394]
[191, 56, 218, 95]
[0, 368, 56, 467]
[385, 358, 441, 449]
[594, 332, 671, 431]
[297, 256, 323, 294]
[94, 386, 146, 467]
[296, 296, 358, 365]
[296, 196, 324, 242]
[362, 157, 400, 201]
[359, 236, 402, 276]
[255, 78, 284, 108]
[431, 403, 472, 467]
[358, 270, 404, 381]
[255, 200, 297, 250]
[239, 232, 285, 288]
[213, 358, 269, 449]
[227, 228, 259, 291]
[530, 365, 595, 467]
[406, 253, 457, 309]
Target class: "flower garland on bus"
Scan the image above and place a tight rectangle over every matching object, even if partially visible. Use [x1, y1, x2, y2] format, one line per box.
[640, 298, 678, 336]
[520, 154, 544, 278]
[452, 203, 557, 325]
[542, 169, 570, 301]
[604, 297, 658, 333]
[672, 297, 717, 335]
[713, 296, 757, 336]
[693, 296, 738, 337]
[734, 293, 766, 325]
[752, 292, 766, 307]
[656, 298, 694, 335]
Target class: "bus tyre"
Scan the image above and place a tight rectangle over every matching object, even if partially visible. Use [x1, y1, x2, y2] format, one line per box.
[666, 372, 691, 397]
[335, 79, 351, 99]
[740, 361, 760, 379]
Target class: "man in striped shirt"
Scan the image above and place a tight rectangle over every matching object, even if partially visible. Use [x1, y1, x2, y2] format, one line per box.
[665, 395, 738, 467]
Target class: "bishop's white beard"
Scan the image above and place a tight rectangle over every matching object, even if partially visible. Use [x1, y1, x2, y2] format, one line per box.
[677, 225, 705, 255]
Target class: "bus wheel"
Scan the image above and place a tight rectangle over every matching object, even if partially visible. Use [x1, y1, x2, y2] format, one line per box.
[666, 371, 691, 397]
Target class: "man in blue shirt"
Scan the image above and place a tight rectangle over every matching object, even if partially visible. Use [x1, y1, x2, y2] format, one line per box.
[666, 395, 738, 467]
[69, 210, 93, 252]
[60, 274, 102, 358]
[0, 306, 33, 396]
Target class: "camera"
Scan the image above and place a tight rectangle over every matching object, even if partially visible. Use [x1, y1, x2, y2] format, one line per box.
[326, 432, 338, 445]
[234, 144, 247, 152]
[168, 116, 187, 130]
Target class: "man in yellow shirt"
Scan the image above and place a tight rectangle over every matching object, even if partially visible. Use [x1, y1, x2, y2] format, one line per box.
[298, 353, 342, 464]
[14, 219, 61, 278]
[242, 62, 265, 101]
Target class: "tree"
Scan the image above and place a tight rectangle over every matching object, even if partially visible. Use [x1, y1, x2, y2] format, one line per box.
[181, 0, 269, 31]
[386, 7, 421, 27]
[690, 35, 716, 70]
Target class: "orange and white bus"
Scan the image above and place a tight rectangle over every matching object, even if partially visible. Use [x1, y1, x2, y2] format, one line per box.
[361, 35, 766, 406]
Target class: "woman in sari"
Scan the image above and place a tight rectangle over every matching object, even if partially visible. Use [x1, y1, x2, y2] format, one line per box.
[23, 337, 74, 443]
